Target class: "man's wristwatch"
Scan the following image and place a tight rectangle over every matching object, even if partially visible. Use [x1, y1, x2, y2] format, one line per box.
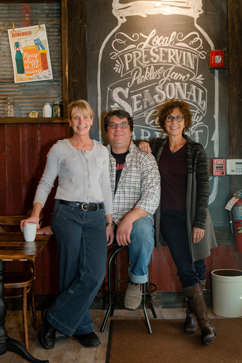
[106, 223, 114, 227]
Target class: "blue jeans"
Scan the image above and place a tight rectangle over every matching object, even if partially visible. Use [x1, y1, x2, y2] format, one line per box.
[160, 210, 206, 289]
[126, 216, 155, 284]
[46, 200, 107, 336]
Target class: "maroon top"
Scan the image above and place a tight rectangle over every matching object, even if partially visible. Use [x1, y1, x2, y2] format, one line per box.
[159, 141, 187, 211]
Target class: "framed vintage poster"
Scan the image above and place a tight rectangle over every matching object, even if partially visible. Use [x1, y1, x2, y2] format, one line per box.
[8, 24, 53, 83]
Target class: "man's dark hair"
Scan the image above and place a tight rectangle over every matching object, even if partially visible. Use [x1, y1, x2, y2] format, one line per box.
[104, 110, 134, 132]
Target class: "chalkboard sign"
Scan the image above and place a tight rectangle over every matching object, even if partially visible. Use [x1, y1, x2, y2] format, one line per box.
[86, 0, 229, 226]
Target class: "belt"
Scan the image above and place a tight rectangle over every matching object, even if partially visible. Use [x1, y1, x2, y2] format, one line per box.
[59, 200, 104, 211]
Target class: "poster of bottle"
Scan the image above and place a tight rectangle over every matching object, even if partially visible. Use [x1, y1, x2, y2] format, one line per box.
[8, 24, 53, 83]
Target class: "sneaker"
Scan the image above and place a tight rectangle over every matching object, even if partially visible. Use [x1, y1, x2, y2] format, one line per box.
[124, 281, 142, 310]
[74, 332, 101, 347]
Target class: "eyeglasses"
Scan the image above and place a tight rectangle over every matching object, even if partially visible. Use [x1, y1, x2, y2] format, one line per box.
[166, 115, 184, 122]
[108, 122, 129, 129]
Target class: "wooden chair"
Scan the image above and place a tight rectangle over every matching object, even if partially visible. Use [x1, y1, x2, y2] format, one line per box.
[0, 215, 42, 350]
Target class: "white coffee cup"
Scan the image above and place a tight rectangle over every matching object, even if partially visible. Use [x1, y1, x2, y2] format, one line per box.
[23, 223, 37, 242]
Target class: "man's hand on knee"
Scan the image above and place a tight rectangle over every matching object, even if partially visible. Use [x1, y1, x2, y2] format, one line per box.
[116, 217, 132, 246]
[116, 209, 148, 246]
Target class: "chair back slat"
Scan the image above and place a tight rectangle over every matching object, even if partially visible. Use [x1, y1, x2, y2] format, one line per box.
[0, 214, 43, 229]
[0, 216, 31, 226]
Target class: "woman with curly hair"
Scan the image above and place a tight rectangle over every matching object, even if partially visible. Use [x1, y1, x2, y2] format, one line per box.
[139, 99, 217, 345]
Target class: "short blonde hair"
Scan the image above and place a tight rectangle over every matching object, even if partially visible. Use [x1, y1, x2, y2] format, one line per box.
[68, 99, 94, 120]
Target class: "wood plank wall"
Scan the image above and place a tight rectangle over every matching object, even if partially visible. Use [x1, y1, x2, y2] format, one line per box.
[0, 0, 242, 295]
[0, 123, 69, 294]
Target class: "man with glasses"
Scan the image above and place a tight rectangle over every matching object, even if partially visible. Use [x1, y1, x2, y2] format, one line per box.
[104, 110, 160, 310]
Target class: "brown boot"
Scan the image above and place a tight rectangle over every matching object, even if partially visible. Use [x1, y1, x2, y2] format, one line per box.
[184, 285, 217, 345]
[184, 280, 205, 334]
[184, 305, 198, 334]
[200, 280, 206, 292]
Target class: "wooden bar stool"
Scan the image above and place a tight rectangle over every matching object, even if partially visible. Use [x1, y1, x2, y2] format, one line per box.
[100, 244, 157, 334]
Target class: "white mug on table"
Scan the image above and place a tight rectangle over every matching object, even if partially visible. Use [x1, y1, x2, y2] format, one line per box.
[23, 223, 37, 242]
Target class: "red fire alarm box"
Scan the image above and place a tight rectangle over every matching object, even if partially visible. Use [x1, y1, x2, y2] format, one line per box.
[213, 159, 225, 175]
[210, 51, 224, 68]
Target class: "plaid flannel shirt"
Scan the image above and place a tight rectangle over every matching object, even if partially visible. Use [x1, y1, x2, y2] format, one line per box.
[107, 141, 160, 225]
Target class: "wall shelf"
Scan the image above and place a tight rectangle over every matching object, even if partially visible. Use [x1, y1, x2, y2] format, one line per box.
[0, 117, 68, 124]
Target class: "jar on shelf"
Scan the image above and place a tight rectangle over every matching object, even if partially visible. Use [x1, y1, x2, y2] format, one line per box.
[43, 103, 52, 117]
[52, 101, 63, 117]
[5, 97, 15, 117]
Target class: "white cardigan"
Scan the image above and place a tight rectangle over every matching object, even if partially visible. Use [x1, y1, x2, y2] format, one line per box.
[34, 139, 112, 215]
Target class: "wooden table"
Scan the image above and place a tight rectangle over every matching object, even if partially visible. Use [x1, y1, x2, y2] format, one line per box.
[0, 232, 51, 363]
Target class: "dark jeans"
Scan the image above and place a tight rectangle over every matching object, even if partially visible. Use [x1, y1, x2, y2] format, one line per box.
[160, 210, 206, 289]
[46, 200, 107, 336]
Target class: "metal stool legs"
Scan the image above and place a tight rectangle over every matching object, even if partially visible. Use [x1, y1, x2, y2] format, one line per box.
[101, 245, 157, 334]
[101, 246, 126, 332]
[143, 281, 157, 334]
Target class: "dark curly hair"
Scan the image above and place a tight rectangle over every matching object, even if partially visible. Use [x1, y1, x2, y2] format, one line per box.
[158, 99, 192, 132]
[104, 110, 134, 132]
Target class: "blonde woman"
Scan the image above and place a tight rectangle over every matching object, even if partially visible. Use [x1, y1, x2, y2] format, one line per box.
[21, 100, 113, 349]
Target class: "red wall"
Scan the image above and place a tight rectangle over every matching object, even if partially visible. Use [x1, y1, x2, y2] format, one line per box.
[151, 245, 242, 291]
[0, 123, 69, 294]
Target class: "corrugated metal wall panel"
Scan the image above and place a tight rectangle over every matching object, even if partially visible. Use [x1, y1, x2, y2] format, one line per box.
[0, 2, 62, 118]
